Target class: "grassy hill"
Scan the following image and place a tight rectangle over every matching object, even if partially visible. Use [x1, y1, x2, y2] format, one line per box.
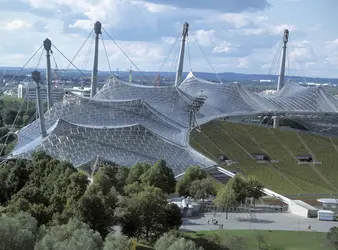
[190, 120, 338, 195]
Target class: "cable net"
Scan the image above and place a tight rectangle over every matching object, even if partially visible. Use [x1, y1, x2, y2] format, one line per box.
[10, 72, 338, 175]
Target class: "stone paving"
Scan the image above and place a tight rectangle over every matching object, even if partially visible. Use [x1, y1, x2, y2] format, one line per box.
[181, 212, 338, 232]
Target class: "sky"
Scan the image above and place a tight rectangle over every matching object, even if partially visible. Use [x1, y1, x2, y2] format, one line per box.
[0, 0, 338, 78]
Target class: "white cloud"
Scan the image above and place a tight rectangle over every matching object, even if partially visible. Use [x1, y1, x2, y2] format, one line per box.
[3, 20, 32, 30]
[25, 0, 172, 30]
[289, 47, 317, 63]
[69, 20, 93, 30]
[135, 1, 176, 13]
[287, 40, 318, 67]
[26, 0, 91, 10]
[217, 13, 249, 28]
[235, 23, 297, 36]
[236, 57, 249, 68]
[192, 30, 216, 47]
[161, 37, 177, 45]
[325, 39, 338, 50]
[212, 41, 238, 54]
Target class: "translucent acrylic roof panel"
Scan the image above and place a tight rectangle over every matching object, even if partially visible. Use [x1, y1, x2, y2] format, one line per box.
[260, 81, 338, 112]
[180, 73, 338, 116]
[14, 92, 188, 149]
[11, 119, 215, 175]
[94, 78, 196, 127]
[10, 71, 338, 176]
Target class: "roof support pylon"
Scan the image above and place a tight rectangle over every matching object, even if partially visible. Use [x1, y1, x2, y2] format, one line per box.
[274, 29, 289, 129]
[175, 22, 189, 88]
[32, 70, 47, 138]
[90, 21, 102, 98]
[277, 29, 289, 92]
[44, 38, 53, 110]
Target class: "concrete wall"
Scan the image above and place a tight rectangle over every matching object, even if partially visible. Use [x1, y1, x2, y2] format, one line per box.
[289, 200, 318, 218]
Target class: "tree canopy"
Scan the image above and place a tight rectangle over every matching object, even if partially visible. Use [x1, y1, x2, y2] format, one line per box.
[116, 185, 182, 241]
[214, 173, 265, 219]
[176, 166, 208, 196]
[35, 219, 103, 250]
[0, 212, 37, 250]
[0, 151, 186, 247]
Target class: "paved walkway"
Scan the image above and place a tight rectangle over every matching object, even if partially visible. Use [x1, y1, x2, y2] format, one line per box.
[180, 212, 338, 232]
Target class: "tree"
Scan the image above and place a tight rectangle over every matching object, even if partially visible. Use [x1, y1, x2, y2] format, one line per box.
[15, 116, 23, 126]
[0, 128, 15, 144]
[0, 212, 37, 250]
[115, 166, 130, 193]
[102, 187, 119, 222]
[65, 171, 89, 201]
[0, 159, 33, 203]
[103, 232, 133, 250]
[246, 176, 264, 207]
[22, 115, 30, 126]
[189, 178, 216, 201]
[2, 108, 17, 125]
[214, 185, 238, 219]
[7, 186, 52, 226]
[126, 162, 151, 185]
[176, 166, 207, 196]
[76, 194, 114, 237]
[93, 165, 118, 195]
[226, 174, 248, 204]
[165, 203, 182, 230]
[123, 181, 146, 196]
[141, 160, 176, 194]
[328, 227, 338, 249]
[35, 218, 103, 250]
[116, 186, 181, 241]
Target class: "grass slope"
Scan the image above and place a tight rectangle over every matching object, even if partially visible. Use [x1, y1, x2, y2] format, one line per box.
[191, 121, 338, 195]
[184, 230, 334, 250]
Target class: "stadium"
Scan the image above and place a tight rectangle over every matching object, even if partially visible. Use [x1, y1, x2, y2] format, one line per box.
[7, 22, 338, 217]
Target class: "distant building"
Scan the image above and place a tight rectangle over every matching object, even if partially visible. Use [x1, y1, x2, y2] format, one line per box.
[18, 82, 64, 102]
[64, 87, 91, 98]
[317, 198, 338, 216]
[261, 89, 277, 95]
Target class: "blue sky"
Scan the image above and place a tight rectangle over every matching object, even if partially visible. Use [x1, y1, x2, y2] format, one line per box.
[0, 0, 337, 77]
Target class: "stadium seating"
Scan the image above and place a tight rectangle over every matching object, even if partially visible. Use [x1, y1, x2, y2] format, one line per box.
[191, 121, 338, 195]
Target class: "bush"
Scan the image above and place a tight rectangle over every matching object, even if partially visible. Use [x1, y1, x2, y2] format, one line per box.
[328, 226, 338, 249]
[103, 232, 133, 250]
[154, 232, 178, 250]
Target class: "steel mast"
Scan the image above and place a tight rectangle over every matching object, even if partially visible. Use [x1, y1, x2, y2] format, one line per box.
[44, 38, 53, 110]
[32, 70, 47, 137]
[90, 21, 102, 98]
[174, 22, 189, 87]
[273, 29, 289, 128]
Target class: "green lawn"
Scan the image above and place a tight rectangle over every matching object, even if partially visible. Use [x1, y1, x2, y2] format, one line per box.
[184, 230, 334, 250]
[191, 121, 338, 195]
